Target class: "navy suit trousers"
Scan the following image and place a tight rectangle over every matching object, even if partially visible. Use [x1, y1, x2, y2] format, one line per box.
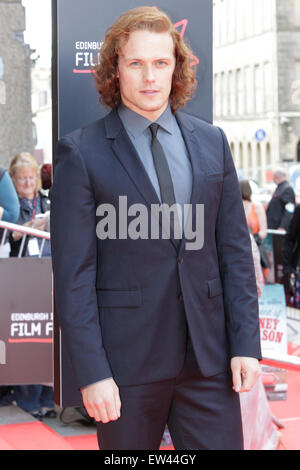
[97, 334, 244, 450]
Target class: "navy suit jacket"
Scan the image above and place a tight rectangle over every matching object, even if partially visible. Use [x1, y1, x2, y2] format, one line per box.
[50, 109, 262, 390]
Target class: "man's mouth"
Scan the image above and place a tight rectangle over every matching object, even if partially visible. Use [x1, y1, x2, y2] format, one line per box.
[140, 90, 159, 95]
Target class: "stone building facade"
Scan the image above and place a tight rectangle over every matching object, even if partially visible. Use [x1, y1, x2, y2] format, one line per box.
[213, 0, 300, 186]
[276, 0, 300, 164]
[0, 0, 33, 169]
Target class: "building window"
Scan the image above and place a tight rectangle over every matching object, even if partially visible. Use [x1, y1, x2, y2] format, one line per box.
[256, 142, 262, 183]
[247, 143, 252, 174]
[237, 68, 245, 115]
[245, 66, 254, 114]
[227, 0, 236, 43]
[228, 70, 236, 115]
[255, 64, 264, 114]
[221, 71, 228, 116]
[294, 0, 300, 27]
[253, 0, 263, 34]
[264, 62, 273, 112]
[236, 0, 244, 39]
[245, 0, 254, 37]
[220, 0, 228, 45]
[263, 0, 273, 30]
[214, 73, 221, 117]
[38, 90, 48, 108]
[213, 0, 220, 47]
[238, 142, 243, 170]
[266, 142, 272, 169]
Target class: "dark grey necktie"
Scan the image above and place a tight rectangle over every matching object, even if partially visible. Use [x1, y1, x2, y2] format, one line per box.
[149, 123, 177, 206]
[149, 123, 180, 242]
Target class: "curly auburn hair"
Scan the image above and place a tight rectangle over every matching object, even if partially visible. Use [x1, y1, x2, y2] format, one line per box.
[93, 6, 197, 113]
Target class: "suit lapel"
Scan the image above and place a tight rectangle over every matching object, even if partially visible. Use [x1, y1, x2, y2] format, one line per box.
[105, 109, 160, 208]
[175, 112, 206, 253]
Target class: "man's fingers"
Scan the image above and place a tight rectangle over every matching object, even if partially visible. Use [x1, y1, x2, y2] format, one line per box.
[114, 388, 122, 418]
[83, 398, 108, 423]
[240, 367, 261, 393]
[240, 372, 253, 392]
[231, 362, 242, 393]
[105, 400, 119, 422]
[231, 357, 261, 393]
[81, 379, 121, 423]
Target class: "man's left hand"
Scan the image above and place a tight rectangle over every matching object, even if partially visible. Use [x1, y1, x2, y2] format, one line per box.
[231, 356, 261, 393]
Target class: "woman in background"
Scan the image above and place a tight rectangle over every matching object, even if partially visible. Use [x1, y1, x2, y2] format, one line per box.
[239, 179, 267, 240]
[9, 152, 50, 258]
[240, 179, 269, 278]
[6, 153, 54, 420]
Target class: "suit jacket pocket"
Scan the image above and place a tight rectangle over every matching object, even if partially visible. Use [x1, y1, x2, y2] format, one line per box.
[96, 289, 142, 308]
[205, 173, 224, 182]
[207, 277, 223, 298]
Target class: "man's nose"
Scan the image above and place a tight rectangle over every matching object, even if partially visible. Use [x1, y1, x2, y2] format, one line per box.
[143, 65, 155, 82]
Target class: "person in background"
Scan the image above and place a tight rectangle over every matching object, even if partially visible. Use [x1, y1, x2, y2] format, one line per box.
[0, 167, 20, 223]
[240, 179, 267, 240]
[0, 167, 20, 258]
[266, 167, 295, 231]
[4, 152, 55, 420]
[282, 204, 300, 308]
[9, 152, 51, 258]
[40, 163, 52, 192]
[240, 179, 269, 276]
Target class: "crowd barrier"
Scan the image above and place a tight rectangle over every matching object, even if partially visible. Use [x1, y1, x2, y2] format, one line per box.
[0, 220, 50, 258]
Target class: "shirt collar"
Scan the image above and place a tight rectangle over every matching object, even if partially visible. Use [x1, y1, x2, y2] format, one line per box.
[118, 102, 174, 139]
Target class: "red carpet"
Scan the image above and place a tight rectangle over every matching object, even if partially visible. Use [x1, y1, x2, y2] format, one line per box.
[267, 343, 300, 450]
[0, 421, 74, 450]
[64, 434, 98, 450]
[64, 434, 174, 451]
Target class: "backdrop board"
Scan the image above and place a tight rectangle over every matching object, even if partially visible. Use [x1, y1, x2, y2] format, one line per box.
[52, 0, 213, 407]
[0, 258, 53, 385]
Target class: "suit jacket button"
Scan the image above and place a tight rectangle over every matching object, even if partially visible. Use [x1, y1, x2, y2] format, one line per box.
[178, 255, 183, 264]
[178, 293, 183, 301]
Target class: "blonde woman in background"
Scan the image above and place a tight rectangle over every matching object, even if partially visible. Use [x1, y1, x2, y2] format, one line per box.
[9, 152, 50, 258]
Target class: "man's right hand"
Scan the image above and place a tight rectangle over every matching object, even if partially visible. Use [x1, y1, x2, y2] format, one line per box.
[81, 378, 121, 423]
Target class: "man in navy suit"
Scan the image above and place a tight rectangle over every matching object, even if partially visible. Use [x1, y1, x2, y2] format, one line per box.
[51, 7, 261, 450]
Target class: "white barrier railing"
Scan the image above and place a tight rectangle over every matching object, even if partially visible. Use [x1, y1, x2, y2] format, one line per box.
[0, 220, 50, 258]
[261, 351, 300, 372]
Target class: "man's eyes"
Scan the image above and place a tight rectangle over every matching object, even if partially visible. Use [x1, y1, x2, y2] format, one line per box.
[128, 61, 169, 67]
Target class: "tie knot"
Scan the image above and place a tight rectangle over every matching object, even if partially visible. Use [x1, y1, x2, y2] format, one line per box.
[149, 123, 159, 139]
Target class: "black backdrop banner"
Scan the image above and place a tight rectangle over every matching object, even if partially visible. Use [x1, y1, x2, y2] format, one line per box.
[52, 0, 213, 407]
[0, 258, 53, 385]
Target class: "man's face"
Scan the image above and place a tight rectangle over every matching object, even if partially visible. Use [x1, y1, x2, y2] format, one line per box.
[117, 29, 176, 121]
